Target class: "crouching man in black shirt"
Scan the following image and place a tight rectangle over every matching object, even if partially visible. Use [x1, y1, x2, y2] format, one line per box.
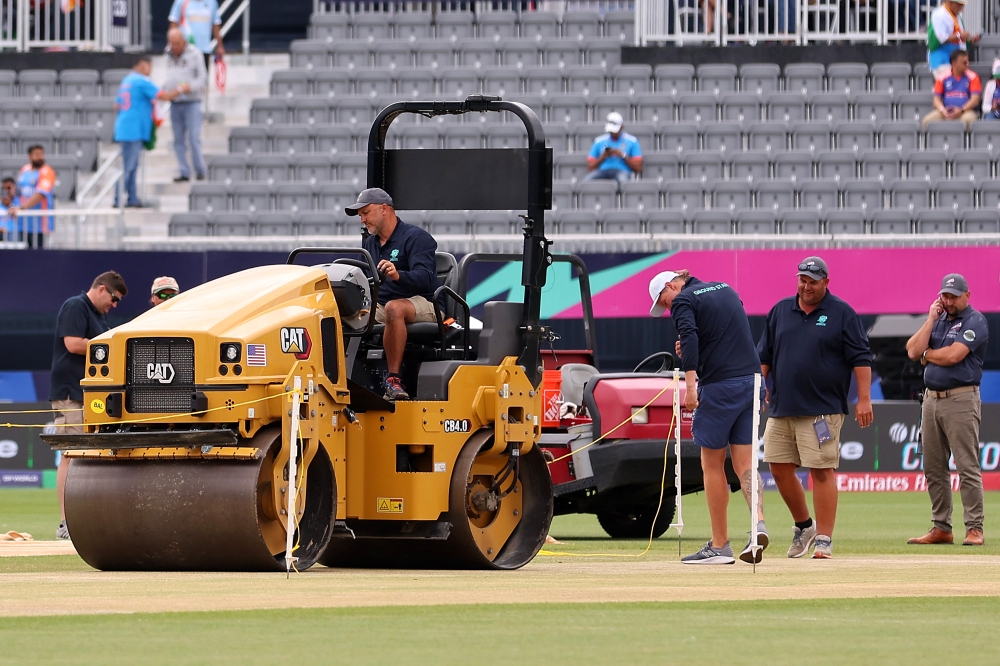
[346, 188, 440, 401]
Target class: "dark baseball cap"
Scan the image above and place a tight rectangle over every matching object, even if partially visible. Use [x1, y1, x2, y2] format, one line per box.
[344, 188, 394, 215]
[796, 256, 828, 280]
[939, 273, 969, 296]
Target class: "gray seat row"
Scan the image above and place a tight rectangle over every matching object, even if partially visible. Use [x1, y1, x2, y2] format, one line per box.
[0, 69, 127, 100]
[0, 155, 79, 200]
[0, 127, 101, 170]
[307, 10, 635, 44]
[0, 98, 117, 141]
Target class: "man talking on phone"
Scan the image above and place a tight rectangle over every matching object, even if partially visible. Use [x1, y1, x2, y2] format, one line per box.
[585, 112, 643, 188]
[905, 273, 987, 547]
[347, 188, 440, 401]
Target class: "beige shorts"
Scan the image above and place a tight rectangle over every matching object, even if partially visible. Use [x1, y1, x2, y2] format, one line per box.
[762, 414, 845, 469]
[375, 295, 437, 324]
[52, 399, 84, 436]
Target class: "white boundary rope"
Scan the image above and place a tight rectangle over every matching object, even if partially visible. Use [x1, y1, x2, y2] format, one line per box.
[669, 367, 684, 556]
[750, 372, 763, 570]
[284, 376, 301, 576]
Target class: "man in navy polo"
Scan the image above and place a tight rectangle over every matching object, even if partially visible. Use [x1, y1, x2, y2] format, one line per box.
[650, 269, 768, 565]
[346, 188, 440, 401]
[905, 273, 987, 547]
[757, 256, 873, 560]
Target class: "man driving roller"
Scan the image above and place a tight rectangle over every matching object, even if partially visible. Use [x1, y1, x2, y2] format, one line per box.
[346, 188, 440, 401]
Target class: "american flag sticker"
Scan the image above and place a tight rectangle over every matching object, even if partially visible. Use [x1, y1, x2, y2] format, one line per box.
[246, 344, 267, 367]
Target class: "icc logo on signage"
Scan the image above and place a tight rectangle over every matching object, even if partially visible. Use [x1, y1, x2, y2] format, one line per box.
[280, 327, 311, 360]
[146, 363, 175, 384]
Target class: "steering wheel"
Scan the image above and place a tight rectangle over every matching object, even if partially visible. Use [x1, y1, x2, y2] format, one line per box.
[632, 351, 676, 374]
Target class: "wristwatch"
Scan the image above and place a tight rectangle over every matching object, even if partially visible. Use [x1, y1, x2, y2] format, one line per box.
[922, 350, 929, 362]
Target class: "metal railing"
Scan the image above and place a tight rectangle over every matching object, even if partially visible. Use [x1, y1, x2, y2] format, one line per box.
[0, 0, 149, 52]
[0, 208, 124, 250]
[210, 0, 250, 63]
[636, 0, 993, 45]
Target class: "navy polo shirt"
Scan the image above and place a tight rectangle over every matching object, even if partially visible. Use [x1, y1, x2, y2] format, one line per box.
[670, 277, 760, 386]
[756, 292, 872, 417]
[49, 293, 110, 402]
[361, 218, 440, 305]
[925, 305, 989, 390]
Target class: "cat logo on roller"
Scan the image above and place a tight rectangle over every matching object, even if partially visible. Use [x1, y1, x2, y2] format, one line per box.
[146, 363, 175, 384]
[280, 327, 312, 360]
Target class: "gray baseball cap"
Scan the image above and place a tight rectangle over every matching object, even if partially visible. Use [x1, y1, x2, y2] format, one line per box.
[796, 256, 829, 280]
[344, 188, 394, 215]
[939, 273, 969, 296]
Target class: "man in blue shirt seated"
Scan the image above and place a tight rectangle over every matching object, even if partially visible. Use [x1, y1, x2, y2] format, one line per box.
[0, 176, 17, 242]
[346, 188, 441, 401]
[757, 257, 874, 560]
[585, 112, 643, 188]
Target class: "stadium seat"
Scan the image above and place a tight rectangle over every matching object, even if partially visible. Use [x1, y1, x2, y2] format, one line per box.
[683, 152, 724, 182]
[603, 10, 634, 42]
[471, 211, 513, 235]
[551, 180, 575, 211]
[309, 13, 350, 42]
[457, 40, 498, 70]
[79, 99, 115, 141]
[336, 154, 367, 184]
[290, 41, 330, 70]
[293, 154, 334, 183]
[826, 209, 867, 234]
[730, 151, 770, 183]
[642, 153, 681, 181]
[0, 70, 15, 97]
[654, 64, 695, 97]
[17, 128, 55, 155]
[664, 181, 706, 211]
[211, 212, 252, 237]
[790, 121, 832, 153]
[332, 42, 371, 70]
[59, 70, 99, 100]
[738, 210, 778, 234]
[374, 42, 413, 70]
[393, 13, 433, 42]
[249, 155, 289, 184]
[720, 93, 762, 125]
[0, 127, 12, 155]
[250, 99, 289, 126]
[313, 125, 353, 155]
[780, 210, 821, 234]
[352, 13, 390, 42]
[913, 66, 934, 92]
[962, 210, 1000, 233]
[889, 179, 931, 212]
[895, 92, 927, 124]
[784, 63, 825, 95]
[621, 180, 661, 211]
[169, 212, 210, 236]
[756, 180, 795, 210]
[253, 212, 295, 236]
[871, 210, 913, 234]
[951, 151, 992, 182]
[970, 121, 1000, 155]
[679, 93, 717, 123]
[859, 150, 903, 182]
[773, 152, 814, 182]
[562, 10, 601, 40]
[799, 180, 840, 212]
[834, 120, 875, 153]
[543, 40, 585, 70]
[826, 63, 868, 95]
[576, 180, 618, 211]
[232, 182, 272, 212]
[270, 126, 310, 155]
[271, 70, 311, 98]
[396, 125, 439, 150]
[747, 122, 787, 154]
[740, 64, 781, 95]
[333, 97, 376, 126]
[519, 11, 559, 41]
[660, 122, 700, 153]
[427, 211, 468, 235]
[565, 66, 606, 97]
[852, 92, 893, 123]
[817, 151, 857, 182]
[297, 211, 343, 236]
[553, 210, 597, 234]
[702, 122, 743, 154]
[878, 120, 920, 152]
[843, 180, 885, 212]
[601, 210, 643, 234]
[869, 62, 911, 95]
[59, 127, 99, 170]
[925, 122, 965, 153]
[482, 68, 523, 96]
[539, 122, 569, 153]
[691, 210, 733, 234]
[935, 180, 975, 212]
[1, 100, 34, 129]
[413, 40, 454, 70]
[318, 182, 360, 211]
[712, 181, 752, 211]
[395, 70, 436, 98]
[190, 182, 229, 213]
[100, 68, 130, 97]
[810, 92, 850, 123]
[634, 93, 674, 124]
[524, 68, 564, 96]
[354, 69, 394, 98]
[478, 12, 517, 42]
[591, 93, 630, 122]
[436, 12, 475, 42]
[612, 64, 653, 95]
[46, 156, 76, 201]
[442, 125, 482, 150]
[500, 40, 541, 70]
[907, 151, 947, 181]
[18, 70, 58, 99]
[647, 209, 686, 234]
[548, 93, 590, 124]
[38, 99, 76, 128]
[486, 125, 527, 149]
[290, 98, 330, 127]
[767, 93, 808, 123]
[697, 64, 737, 95]
[439, 68, 479, 97]
[312, 70, 351, 98]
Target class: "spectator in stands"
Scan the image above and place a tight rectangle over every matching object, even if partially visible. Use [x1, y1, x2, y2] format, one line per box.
[168, 0, 224, 73]
[50, 271, 128, 539]
[650, 270, 769, 565]
[150, 275, 181, 307]
[0, 177, 17, 241]
[982, 59, 1000, 120]
[113, 56, 186, 208]
[345, 188, 440, 402]
[165, 28, 208, 183]
[756, 257, 874, 560]
[7, 145, 56, 249]
[905, 273, 987, 547]
[922, 49, 981, 131]
[585, 112, 643, 189]
[927, 0, 979, 81]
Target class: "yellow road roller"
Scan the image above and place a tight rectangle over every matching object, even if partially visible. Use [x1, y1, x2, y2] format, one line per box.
[43, 96, 557, 571]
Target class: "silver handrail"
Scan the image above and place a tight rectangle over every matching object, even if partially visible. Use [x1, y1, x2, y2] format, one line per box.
[77, 149, 123, 206]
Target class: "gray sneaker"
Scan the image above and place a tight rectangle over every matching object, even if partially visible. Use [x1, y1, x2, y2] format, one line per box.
[787, 523, 817, 558]
[740, 521, 770, 564]
[812, 535, 833, 559]
[682, 540, 735, 565]
[56, 520, 70, 540]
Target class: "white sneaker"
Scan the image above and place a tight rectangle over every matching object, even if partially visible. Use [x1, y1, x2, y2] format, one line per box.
[812, 535, 833, 559]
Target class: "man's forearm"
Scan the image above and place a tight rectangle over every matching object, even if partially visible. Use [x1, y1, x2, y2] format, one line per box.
[853, 366, 872, 399]
[906, 319, 934, 359]
[684, 370, 697, 389]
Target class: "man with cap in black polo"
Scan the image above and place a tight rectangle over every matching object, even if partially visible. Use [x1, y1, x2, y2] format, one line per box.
[905, 273, 988, 547]
[757, 256, 874, 560]
[346, 188, 440, 401]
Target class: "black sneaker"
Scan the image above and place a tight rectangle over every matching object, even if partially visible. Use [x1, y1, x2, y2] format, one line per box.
[173, 176, 190, 183]
[681, 540, 735, 565]
[384, 375, 409, 401]
[196, 173, 206, 181]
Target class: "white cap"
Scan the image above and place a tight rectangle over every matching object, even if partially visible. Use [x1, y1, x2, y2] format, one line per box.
[648, 271, 679, 317]
[605, 111, 624, 134]
[150, 276, 180, 295]
[993, 58, 1000, 77]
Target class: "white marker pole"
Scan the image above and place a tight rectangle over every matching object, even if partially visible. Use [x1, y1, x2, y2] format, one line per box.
[670, 368, 684, 555]
[750, 372, 762, 567]
[285, 376, 301, 575]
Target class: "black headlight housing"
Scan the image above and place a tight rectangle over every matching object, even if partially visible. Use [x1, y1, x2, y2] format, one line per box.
[89, 344, 110, 365]
[220, 342, 242, 364]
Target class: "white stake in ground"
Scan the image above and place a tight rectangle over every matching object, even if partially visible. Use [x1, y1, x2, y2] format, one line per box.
[285, 376, 301, 576]
[749, 372, 763, 571]
[669, 368, 684, 556]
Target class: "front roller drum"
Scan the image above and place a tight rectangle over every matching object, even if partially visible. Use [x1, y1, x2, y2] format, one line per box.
[319, 429, 552, 569]
[65, 426, 336, 571]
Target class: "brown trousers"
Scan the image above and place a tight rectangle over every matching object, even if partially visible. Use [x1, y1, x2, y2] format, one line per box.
[921, 110, 978, 132]
[921, 388, 984, 533]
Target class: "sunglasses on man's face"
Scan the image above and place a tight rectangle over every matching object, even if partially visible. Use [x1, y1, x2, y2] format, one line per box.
[155, 291, 176, 300]
[110, 293, 121, 303]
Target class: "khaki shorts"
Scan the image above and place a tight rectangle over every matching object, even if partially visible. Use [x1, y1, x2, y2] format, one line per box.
[375, 295, 437, 324]
[52, 399, 84, 436]
[762, 414, 845, 469]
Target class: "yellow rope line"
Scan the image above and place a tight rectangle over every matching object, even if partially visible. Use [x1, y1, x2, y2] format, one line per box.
[0, 407, 84, 415]
[0, 391, 301, 429]
[538, 408, 677, 559]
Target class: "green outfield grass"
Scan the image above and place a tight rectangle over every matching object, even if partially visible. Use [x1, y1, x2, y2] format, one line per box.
[1, 597, 997, 666]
